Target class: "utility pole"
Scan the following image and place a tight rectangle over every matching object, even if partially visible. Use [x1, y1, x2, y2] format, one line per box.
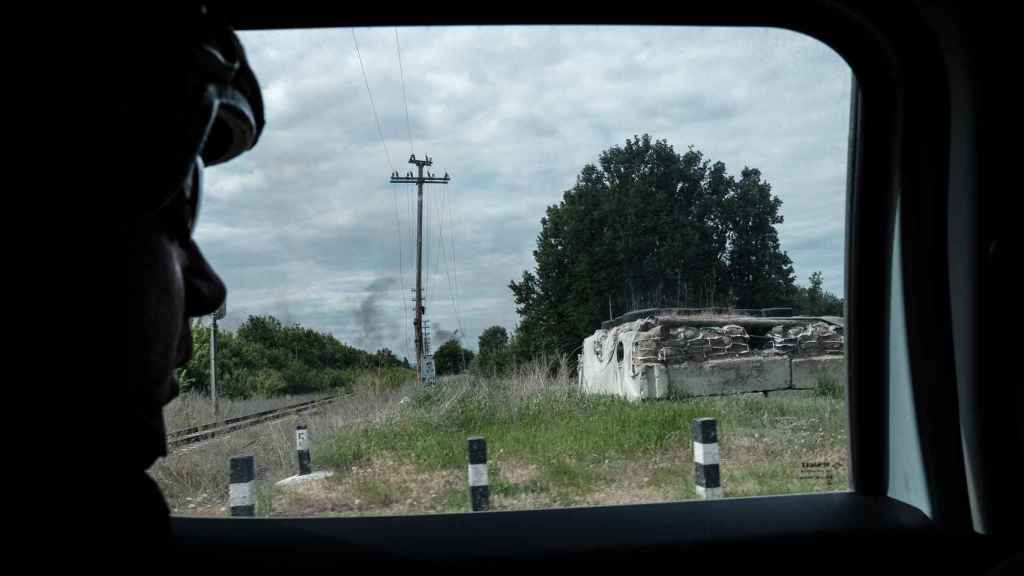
[422, 320, 432, 356]
[390, 154, 450, 385]
[211, 301, 226, 418]
[211, 314, 216, 416]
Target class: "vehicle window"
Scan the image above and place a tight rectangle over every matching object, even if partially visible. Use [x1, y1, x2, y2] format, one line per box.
[153, 25, 851, 518]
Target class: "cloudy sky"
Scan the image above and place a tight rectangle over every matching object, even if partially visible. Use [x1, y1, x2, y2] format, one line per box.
[198, 25, 851, 360]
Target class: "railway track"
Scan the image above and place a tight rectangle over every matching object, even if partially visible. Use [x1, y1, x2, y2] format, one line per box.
[167, 395, 344, 450]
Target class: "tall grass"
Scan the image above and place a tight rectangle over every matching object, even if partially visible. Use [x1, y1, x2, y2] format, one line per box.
[163, 367, 415, 432]
[153, 354, 848, 517]
[151, 372, 418, 514]
[326, 355, 846, 471]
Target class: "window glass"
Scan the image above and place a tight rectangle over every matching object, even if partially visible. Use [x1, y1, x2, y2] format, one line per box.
[153, 25, 851, 518]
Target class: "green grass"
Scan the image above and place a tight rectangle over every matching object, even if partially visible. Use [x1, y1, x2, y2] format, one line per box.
[815, 374, 844, 399]
[442, 487, 470, 510]
[155, 356, 849, 516]
[491, 478, 548, 499]
[254, 485, 276, 516]
[316, 364, 848, 512]
[352, 477, 401, 507]
[326, 390, 844, 470]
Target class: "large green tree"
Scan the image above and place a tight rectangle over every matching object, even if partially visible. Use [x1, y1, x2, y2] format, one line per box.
[474, 326, 512, 374]
[510, 134, 798, 357]
[434, 339, 474, 376]
[721, 167, 797, 308]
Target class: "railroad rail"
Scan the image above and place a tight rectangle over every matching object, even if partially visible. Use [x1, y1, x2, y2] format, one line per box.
[167, 395, 344, 450]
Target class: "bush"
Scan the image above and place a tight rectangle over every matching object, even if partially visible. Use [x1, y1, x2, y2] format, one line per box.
[249, 368, 287, 396]
[342, 367, 416, 395]
[178, 315, 413, 399]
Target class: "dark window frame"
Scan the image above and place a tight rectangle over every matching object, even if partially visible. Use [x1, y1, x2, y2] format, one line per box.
[163, 2, 1015, 570]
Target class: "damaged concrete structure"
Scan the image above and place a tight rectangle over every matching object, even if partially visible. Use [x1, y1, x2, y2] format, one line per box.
[578, 308, 845, 401]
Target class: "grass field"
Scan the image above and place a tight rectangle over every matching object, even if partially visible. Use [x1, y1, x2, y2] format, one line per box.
[153, 357, 848, 517]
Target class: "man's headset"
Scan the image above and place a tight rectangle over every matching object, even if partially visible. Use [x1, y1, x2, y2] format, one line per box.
[146, 7, 265, 236]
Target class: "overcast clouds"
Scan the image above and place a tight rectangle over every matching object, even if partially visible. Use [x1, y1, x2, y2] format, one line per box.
[198, 25, 851, 360]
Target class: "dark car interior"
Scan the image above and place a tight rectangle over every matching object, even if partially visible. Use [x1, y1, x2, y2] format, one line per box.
[149, 2, 1018, 571]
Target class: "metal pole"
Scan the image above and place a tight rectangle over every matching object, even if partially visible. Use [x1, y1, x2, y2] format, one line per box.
[415, 160, 424, 386]
[211, 315, 218, 418]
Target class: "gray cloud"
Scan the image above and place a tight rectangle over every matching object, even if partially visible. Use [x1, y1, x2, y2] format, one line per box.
[196, 25, 850, 356]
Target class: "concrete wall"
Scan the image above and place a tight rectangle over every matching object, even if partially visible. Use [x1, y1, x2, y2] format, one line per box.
[581, 329, 648, 401]
[581, 331, 846, 401]
[791, 355, 846, 390]
[665, 356, 792, 397]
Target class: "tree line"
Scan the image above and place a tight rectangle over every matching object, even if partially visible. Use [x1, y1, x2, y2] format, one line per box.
[436, 134, 844, 375]
[179, 315, 412, 398]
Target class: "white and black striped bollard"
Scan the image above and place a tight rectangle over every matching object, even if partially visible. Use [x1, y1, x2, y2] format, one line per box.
[296, 424, 311, 476]
[693, 418, 722, 499]
[468, 436, 489, 511]
[229, 455, 256, 517]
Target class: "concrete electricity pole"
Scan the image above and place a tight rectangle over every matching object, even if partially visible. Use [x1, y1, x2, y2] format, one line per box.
[211, 301, 226, 418]
[390, 154, 450, 385]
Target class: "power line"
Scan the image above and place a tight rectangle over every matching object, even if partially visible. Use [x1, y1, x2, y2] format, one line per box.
[431, 182, 443, 309]
[351, 29, 394, 172]
[401, 179, 413, 358]
[434, 180, 447, 316]
[445, 179, 466, 338]
[437, 180, 465, 342]
[427, 187, 437, 351]
[432, 188, 449, 346]
[392, 178, 411, 361]
[407, 180, 417, 358]
[424, 178, 432, 308]
[438, 183, 452, 305]
[407, 181, 416, 276]
[353, 28, 411, 360]
[394, 28, 415, 157]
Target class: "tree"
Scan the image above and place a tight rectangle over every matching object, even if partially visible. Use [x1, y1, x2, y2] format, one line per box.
[510, 134, 797, 358]
[236, 315, 284, 350]
[475, 325, 512, 374]
[479, 326, 509, 356]
[721, 168, 797, 308]
[795, 271, 844, 316]
[434, 339, 474, 375]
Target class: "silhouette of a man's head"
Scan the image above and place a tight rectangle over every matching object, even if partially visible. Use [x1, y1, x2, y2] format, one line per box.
[136, 6, 265, 472]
